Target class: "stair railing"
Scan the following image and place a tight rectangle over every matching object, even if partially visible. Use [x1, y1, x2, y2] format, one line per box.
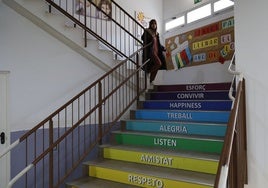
[0, 45, 150, 187]
[0, 1, 152, 187]
[45, 0, 145, 60]
[215, 53, 248, 188]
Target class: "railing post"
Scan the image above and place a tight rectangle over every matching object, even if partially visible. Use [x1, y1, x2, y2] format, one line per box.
[228, 143, 235, 188]
[48, 4, 52, 13]
[242, 79, 248, 184]
[136, 53, 140, 104]
[84, 0, 87, 47]
[49, 119, 54, 188]
[98, 82, 103, 145]
[237, 119, 244, 188]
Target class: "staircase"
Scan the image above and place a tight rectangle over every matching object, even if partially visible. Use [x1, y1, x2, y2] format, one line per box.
[67, 82, 232, 188]
[3, 0, 125, 71]
[1, 0, 248, 187]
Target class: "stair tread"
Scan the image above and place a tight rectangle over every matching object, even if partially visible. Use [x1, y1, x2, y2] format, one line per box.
[147, 90, 230, 93]
[101, 144, 219, 161]
[155, 82, 231, 85]
[123, 119, 227, 126]
[85, 159, 215, 186]
[154, 82, 231, 91]
[67, 177, 139, 188]
[140, 100, 232, 103]
[132, 109, 231, 112]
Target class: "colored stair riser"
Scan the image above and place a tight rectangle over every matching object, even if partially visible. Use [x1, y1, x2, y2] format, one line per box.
[103, 148, 218, 174]
[141, 101, 232, 111]
[133, 110, 230, 123]
[124, 121, 226, 137]
[156, 83, 231, 92]
[88, 166, 213, 188]
[149, 91, 230, 100]
[115, 133, 223, 154]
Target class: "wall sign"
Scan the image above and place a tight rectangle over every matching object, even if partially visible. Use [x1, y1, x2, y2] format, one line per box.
[75, 0, 112, 20]
[194, 0, 202, 4]
[165, 17, 234, 69]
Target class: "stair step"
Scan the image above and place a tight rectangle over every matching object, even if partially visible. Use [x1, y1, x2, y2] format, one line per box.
[139, 100, 232, 111]
[66, 177, 139, 188]
[101, 144, 219, 174]
[113, 131, 223, 154]
[155, 82, 231, 92]
[131, 109, 230, 123]
[147, 91, 231, 100]
[122, 120, 226, 137]
[85, 159, 215, 188]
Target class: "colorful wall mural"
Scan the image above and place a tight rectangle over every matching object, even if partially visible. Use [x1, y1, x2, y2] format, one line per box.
[165, 17, 234, 69]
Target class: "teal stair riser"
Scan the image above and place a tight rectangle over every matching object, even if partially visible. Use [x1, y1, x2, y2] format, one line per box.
[132, 110, 230, 123]
[124, 121, 226, 137]
[141, 100, 232, 111]
[114, 133, 223, 154]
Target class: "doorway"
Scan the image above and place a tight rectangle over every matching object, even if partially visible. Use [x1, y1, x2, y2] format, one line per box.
[0, 71, 10, 188]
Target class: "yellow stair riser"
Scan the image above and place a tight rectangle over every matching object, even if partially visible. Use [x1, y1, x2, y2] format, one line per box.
[103, 148, 218, 174]
[88, 166, 213, 188]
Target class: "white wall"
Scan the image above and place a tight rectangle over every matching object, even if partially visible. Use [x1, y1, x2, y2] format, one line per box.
[0, 0, 164, 132]
[115, 0, 164, 36]
[0, 3, 104, 131]
[163, 0, 210, 21]
[235, 0, 268, 187]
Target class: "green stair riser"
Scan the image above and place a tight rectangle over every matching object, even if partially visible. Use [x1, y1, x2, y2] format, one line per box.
[103, 147, 218, 174]
[115, 133, 223, 154]
[88, 166, 213, 188]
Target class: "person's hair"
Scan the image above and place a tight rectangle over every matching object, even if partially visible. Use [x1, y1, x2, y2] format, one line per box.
[149, 19, 157, 30]
[98, 0, 112, 13]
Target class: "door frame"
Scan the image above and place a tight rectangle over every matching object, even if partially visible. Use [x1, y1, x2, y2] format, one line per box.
[0, 71, 10, 188]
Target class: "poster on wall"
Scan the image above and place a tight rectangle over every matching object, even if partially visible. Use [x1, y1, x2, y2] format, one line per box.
[75, 0, 112, 20]
[135, 11, 151, 46]
[165, 17, 234, 69]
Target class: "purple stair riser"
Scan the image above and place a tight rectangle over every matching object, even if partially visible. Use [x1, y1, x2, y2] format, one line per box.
[156, 82, 231, 92]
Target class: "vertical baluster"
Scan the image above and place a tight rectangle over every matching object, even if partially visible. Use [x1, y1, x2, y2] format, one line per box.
[49, 119, 54, 188]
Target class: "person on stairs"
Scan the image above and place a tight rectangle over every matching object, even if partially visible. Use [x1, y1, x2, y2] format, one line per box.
[141, 19, 166, 85]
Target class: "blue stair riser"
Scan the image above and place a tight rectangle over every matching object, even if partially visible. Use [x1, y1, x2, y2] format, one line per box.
[132, 110, 230, 123]
[124, 121, 226, 137]
[141, 100, 232, 111]
[156, 82, 231, 92]
[149, 91, 231, 100]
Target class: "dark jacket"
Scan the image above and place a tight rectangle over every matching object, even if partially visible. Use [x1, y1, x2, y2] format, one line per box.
[141, 29, 166, 72]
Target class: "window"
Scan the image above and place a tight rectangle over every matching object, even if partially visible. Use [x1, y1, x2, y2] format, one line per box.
[164, 0, 234, 31]
[214, 0, 234, 12]
[165, 16, 185, 31]
[187, 4, 212, 24]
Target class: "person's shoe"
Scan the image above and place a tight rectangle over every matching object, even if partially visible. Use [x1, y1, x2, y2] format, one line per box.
[149, 81, 155, 89]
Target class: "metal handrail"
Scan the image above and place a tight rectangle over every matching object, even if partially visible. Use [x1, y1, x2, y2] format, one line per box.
[44, 0, 145, 59]
[0, 1, 150, 187]
[215, 52, 248, 188]
[228, 52, 240, 76]
[3, 46, 148, 188]
[0, 0, 150, 160]
[227, 53, 243, 103]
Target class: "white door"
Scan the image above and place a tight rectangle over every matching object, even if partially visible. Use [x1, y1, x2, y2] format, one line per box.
[0, 71, 10, 188]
